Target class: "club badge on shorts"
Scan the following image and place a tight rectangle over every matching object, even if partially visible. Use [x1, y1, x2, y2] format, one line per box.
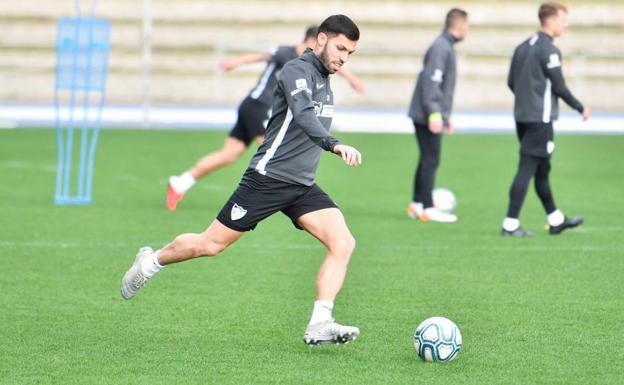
[547, 141, 555, 154]
[231, 203, 247, 221]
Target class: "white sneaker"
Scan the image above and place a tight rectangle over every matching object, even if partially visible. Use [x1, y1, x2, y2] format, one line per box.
[407, 202, 424, 219]
[121, 247, 154, 300]
[303, 319, 360, 345]
[421, 208, 458, 223]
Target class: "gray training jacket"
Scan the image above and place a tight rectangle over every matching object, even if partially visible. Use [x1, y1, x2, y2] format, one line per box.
[508, 31, 584, 123]
[249, 48, 340, 186]
[408, 31, 458, 126]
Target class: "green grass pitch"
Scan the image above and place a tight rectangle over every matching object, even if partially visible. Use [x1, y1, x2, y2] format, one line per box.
[1, 128, 623, 384]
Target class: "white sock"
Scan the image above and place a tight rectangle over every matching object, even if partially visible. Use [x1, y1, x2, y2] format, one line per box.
[309, 300, 334, 325]
[170, 172, 196, 194]
[502, 217, 520, 232]
[141, 249, 164, 277]
[547, 209, 565, 227]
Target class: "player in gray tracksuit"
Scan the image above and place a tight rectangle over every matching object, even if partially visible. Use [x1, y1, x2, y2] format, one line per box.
[406, 8, 469, 223]
[501, 2, 589, 237]
[121, 15, 364, 346]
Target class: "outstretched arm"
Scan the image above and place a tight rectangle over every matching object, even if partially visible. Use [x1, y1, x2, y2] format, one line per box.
[336, 67, 365, 94]
[218, 52, 271, 71]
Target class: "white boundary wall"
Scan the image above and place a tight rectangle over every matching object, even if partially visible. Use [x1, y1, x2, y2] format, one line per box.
[0, 104, 622, 134]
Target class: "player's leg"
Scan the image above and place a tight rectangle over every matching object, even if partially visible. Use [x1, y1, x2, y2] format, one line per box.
[535, 157, 583, 235]
[121, 219, 243, 299]
[296, 207, 360, 345]
[502, 154, 540, 236]
[166, 98, 264, 211]
[408, 122, 429, 218]
[410, 122, 456, 222]
[534, 157, 557, 215]
[189, 137, 248, 179]
[299, 208, 355, 302]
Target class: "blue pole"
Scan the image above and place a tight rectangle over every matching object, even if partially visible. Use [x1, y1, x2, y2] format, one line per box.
[77, 17, 95, 200]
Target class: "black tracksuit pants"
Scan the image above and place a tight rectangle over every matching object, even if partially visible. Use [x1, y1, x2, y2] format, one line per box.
[412, 121, 441, 208]
[506, 121, 557, 218]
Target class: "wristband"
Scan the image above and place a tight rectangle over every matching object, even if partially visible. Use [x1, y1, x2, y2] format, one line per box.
[428, 112, 442, 123]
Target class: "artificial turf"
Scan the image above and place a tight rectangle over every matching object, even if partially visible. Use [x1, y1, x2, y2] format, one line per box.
[1, 128, 622, 384]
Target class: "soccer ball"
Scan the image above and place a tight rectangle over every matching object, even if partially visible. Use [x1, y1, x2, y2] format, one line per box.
[433, 188, 456, 213]
[414, 316, 462, 363]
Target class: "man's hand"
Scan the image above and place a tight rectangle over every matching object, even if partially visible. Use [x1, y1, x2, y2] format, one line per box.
[444, 119, 455, 134]
[428, 120, 443, 134]
[218, 59, 238, 71]
[333, 144, 362, 167]
[582, 107, 590, 121]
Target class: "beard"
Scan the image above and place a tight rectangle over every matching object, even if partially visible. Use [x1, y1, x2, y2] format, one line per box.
[319, 46, 337, 74]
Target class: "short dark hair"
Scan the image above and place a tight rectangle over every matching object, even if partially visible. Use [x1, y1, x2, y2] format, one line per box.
[318, 14, 360, 41]
[445, 8, 468, 29]
[539, 2, 568, 25]
[304, 26, 318, 41]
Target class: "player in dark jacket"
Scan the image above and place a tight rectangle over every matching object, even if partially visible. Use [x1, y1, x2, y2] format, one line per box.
[406, 8, 469, 223]
[123, 15, 364, 346]
[502, 2, 590, 237]
[167, 27, 364, 210]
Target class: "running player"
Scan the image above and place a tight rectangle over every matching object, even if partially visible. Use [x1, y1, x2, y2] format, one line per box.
[406, 8, 469, 223]
[122, 15, 363, 346]
[502, 2, 589, 237]
[167, 26, 364, 211]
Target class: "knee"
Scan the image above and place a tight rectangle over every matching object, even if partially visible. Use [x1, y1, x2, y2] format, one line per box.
[220, 151, 240, 165]
[420, 156, 440, 170]
[328, 234, 356, 261]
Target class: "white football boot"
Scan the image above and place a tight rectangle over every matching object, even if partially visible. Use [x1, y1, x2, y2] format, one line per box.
[303, 319, 360, 346]
[121, 247, 155, 300]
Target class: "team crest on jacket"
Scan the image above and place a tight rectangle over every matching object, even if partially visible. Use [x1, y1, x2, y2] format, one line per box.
[231, 203, 247, 221]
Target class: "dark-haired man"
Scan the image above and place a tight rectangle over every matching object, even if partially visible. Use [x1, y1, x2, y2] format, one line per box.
[167, 26, 364, 211]
[407, 8, 469, 223]
[122, 15, 363, 346]
[502, 2, 589, 237]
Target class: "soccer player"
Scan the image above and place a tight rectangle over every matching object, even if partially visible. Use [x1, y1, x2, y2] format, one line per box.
[122, 15, 363, 346]
[406, 8, 469, 223]
[166, 27, 365, 211]
[502, 2, 589, 237]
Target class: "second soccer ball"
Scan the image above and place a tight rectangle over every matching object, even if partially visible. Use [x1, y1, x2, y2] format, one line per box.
[433, 188, 457, 213]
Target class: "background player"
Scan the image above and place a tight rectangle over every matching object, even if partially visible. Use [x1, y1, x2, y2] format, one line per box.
[406, 8, 469, 223]
[167, 26, 364, 211]
[122, 15, 364, 346]
[502, 2, 589, 237]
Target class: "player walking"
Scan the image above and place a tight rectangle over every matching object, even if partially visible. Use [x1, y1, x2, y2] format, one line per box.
[406, 8, 469, 223]
[122, 15, 363, 346]
[167, 26, 364, 211]
[502, 2, 589, 237]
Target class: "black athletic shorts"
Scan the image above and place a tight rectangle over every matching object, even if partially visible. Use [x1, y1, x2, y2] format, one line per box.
[516, 121, 554, 158]
[229, 96, 270, 146]
[217, 169, 338, 232]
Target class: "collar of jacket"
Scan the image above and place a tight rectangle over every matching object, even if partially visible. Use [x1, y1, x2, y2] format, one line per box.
[537, 30, 555, 42]
[442, 30, 459, 45]
[301, 48, 330, 77]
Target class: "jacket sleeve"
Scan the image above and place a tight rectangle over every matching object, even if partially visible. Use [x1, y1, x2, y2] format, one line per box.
[542, 48, 584, 113]
[420, 44, 449, 117]
[278, 63, 340, 152]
